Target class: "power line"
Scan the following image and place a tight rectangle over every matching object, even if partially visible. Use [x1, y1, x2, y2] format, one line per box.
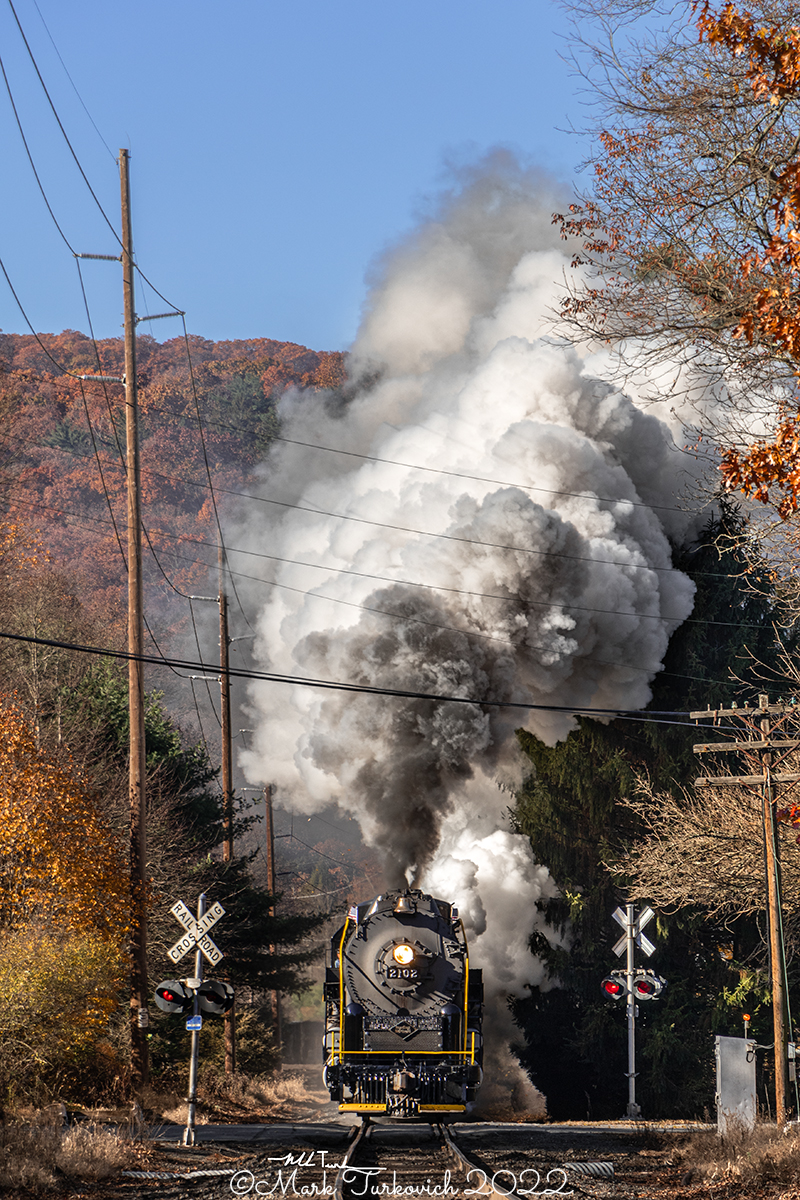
[138, 397, 695, 519]
[0, 9, 237, 731]
[29, 0, 116, 162]
[138, 545, 740, 687]
[0, 487, 779, 635]
[131, 467, 724, 582]
[179, 315, 254, 634]
[0, 626, 701, 723]
[4, 0, 184, 327]
[0, 43, 76, 253]
[265, 432, 695, 519]
[0, 486, 747, 688]
[6, 0, 120, 244]
[0, 357, 740, 586]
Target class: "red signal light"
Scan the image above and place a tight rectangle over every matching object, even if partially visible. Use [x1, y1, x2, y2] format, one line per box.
[197, 980, 235, 1015]
[601, 975, 625, 998]
[154, 979, 193, 1014]
[632, 970, 665, 1000]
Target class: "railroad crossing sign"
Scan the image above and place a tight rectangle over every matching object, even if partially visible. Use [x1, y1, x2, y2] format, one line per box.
[612, 905, 655, 958]
[167, 898, 226, 966]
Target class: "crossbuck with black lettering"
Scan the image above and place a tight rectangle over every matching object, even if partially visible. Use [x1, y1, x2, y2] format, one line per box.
[167, 898, 226, 967]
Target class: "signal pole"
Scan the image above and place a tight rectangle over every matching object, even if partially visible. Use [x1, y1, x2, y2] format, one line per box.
[624, 904, 639, 1120]
[693, 695, 800, 1124]
[120, 147, 149, 1090]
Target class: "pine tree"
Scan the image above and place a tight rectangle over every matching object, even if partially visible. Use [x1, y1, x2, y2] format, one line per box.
[511, 505, 781, 1118]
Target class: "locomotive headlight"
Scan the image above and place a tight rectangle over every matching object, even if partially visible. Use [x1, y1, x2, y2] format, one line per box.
[393, 944, 415, 965]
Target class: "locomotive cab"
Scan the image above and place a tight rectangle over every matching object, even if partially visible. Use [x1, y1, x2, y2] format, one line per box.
[323, 889, 483, 1119]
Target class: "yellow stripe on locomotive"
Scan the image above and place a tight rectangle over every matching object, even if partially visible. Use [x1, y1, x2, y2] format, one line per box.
[323, 888, 483, 1120]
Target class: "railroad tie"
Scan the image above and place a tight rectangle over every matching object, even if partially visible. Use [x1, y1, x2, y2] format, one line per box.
[562, 1161, 615, 1179]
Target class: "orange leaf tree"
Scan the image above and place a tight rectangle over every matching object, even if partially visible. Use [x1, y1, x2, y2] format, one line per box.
[557, 0, 800, 516]
[0, 696, 128, 1098]
[698, 2, 800, 512]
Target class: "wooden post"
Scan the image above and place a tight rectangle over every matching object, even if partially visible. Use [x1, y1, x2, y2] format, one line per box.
[121, 147, 149, 1090]
[219, 547, 233, 864]
[762, 705, 789, 1124]
[692, 695, 797, 1124]
[218, 546, 235, 1073]
[266, 783, 282, 1056]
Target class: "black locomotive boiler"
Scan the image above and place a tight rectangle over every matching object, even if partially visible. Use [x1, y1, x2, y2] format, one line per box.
[323, 888, 483, 1119]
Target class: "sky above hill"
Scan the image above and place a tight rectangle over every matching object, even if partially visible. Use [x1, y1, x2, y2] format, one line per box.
[0, 0, 590, 351]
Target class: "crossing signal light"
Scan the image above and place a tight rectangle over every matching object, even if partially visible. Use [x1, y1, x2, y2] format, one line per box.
[154, 980, 193, 1014]
[632, 970, 666, 1000]
[197, 980, 235, 1015]
[601, 972, 626, 999]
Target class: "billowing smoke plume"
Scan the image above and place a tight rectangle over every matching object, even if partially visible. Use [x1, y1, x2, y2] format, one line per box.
[235, 154, 698, 1109]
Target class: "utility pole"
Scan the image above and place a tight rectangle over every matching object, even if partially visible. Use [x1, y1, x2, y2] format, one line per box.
[120, 147, 149, 1090]
[218, 546, 235, 1073]
[265, 782, 282, 1057]
[693, 695, 800, 1125]
[219, 547, 233, 864]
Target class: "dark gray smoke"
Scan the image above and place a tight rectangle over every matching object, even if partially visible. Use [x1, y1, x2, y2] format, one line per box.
[236, 157, 697, 1066]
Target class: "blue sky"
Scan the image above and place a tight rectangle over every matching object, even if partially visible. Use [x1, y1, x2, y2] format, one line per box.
[0, 0, 586, 351]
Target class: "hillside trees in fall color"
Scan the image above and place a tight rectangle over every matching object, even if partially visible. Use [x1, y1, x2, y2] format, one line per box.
[0, 331, 345, 626]
[0, 340, 338, 1097]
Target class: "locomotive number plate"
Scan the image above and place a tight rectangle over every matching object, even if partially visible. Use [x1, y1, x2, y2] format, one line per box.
[387, 966, 419, 979]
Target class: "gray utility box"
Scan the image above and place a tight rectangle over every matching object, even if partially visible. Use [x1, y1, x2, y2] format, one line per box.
[715, 1035, 756, 1134]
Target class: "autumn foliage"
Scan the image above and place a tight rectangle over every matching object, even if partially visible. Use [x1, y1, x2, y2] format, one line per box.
[0, 695, 130, 1097]
[0, 331, 346, 615]
[0, 698, 128, 936]
[694, 3, 800, 512]
[555, 0, 800, 518]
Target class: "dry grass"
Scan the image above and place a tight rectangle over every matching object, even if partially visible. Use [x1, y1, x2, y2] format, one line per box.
[671, 1121, 800, 1190]
[199, 1067, 319, 1113]
[144, 1067, 322, 1126]
[158, 1101, 210, 1125]
[0, 1119, 138, 1194]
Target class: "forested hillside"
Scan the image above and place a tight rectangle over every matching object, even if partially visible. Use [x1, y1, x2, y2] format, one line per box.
[0, 330, 345, 620]
[0, 332, 344, 1104]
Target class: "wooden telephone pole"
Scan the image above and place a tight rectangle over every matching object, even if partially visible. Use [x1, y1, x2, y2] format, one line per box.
[693, 695, 800, 1124]
[265, 783, 282, 1056]
[218, 547, 236, 1073]
[121, 148, 149, 1090]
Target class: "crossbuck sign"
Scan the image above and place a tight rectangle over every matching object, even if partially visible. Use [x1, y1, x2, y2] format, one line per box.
[612, 904, 655, 958]
[167, 899, 226, 967]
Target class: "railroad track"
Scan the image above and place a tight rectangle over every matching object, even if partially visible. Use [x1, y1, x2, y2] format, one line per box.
[333, 1120, 584, 1200]
[108, 1121, 626, 1200]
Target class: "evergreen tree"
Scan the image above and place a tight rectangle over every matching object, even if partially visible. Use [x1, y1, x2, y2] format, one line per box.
[61, 662, 324, 1080]
[67, 662, 322, 988]
[511, 504, 781, 1118]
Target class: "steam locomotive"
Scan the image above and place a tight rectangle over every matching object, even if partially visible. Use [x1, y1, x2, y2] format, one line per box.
[323, 888, 483, 1119]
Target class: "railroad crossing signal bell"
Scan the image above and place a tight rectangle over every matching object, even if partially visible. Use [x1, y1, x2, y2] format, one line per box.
[154, 978, 234, 1015]
[601, 969, 666, 1000]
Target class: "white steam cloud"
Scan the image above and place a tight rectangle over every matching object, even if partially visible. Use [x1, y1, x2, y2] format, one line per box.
[234, 154, 698, 1109]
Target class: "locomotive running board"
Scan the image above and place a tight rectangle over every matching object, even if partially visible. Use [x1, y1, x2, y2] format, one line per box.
[418, 1104, 466, 1112]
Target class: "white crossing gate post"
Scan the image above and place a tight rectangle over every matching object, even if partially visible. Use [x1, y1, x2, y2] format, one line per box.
[612, 904, 655, 1119]
[164, 894, 226, 1145]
